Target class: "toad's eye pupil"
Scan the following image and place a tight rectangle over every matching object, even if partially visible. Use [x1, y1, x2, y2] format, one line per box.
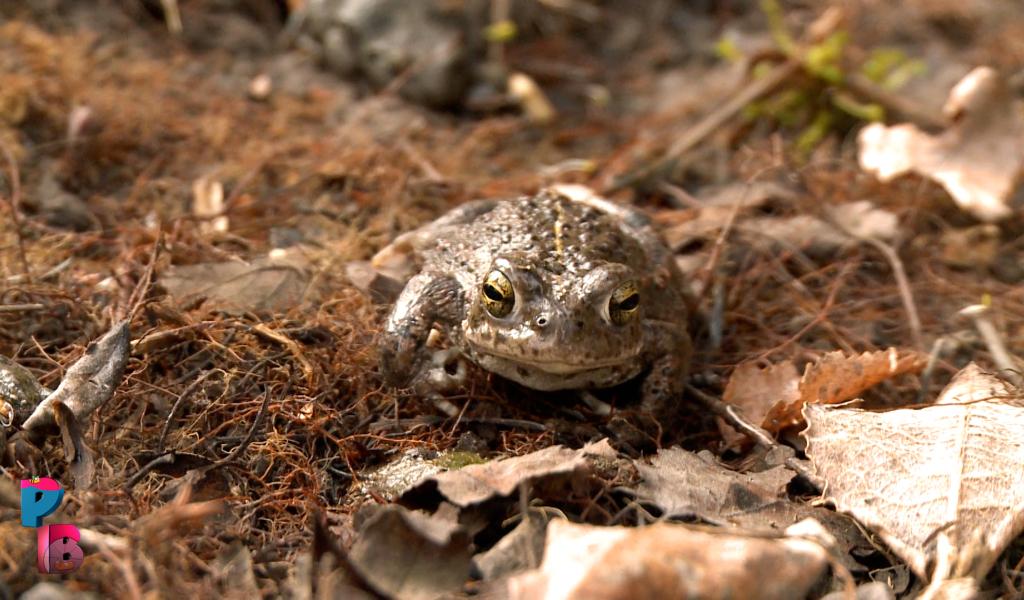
[617, 293, 639, 311]
[483, 284, 504, 301]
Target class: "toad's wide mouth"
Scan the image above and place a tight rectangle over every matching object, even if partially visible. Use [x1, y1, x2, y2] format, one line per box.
[470, 346, 638, 375]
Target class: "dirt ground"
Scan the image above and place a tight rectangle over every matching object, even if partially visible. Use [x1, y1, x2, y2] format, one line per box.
[3, 0, 1024, 597]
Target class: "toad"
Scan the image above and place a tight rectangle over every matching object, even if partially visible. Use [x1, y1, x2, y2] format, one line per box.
[378, 187, 693, 418]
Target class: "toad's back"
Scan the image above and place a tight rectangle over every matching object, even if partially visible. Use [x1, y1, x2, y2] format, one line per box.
[425, 193, 653, 284]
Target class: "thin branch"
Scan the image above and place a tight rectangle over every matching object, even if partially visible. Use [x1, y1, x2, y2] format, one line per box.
[860, 237, 924, 351]
[605, 59, 802, 193]
[686, 383, 824, 491]
[212, 375, 279, 467]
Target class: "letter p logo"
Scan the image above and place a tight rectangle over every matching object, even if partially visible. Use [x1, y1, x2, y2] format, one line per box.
[20, 478, 64, 528]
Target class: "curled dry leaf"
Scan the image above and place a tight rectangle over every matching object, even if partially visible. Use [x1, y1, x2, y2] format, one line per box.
[53, 401, 95, 489]
[830, 200, 900, 241]
[741, 201, 898, 257]
[345, 260, 405, 304]
[503, 518, 831, 600]
[213, 541, 261, 598]
[858, 67, 1024, 222]
[22, 320, 130, 435]
[803, 363, 1024, 584]
[402, 439, 616, 508]
[349, 504, 472, 600]
[762, 347, 927, 434]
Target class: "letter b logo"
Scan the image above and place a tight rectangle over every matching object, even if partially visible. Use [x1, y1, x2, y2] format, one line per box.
[37, 524, 83, 574]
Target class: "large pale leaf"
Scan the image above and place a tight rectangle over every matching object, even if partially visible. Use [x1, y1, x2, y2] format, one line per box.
[858, 67, 1024, 222]
[804, 363, 1024, 582]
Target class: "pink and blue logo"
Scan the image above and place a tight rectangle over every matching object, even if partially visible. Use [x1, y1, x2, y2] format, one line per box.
[20, 477, 64, 527]
[20, 477, 83, 574]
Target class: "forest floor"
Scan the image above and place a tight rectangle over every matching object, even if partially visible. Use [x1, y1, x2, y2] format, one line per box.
[3, 1, 1024, 597]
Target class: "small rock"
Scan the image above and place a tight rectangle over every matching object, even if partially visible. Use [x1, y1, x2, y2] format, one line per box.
[248, 73, 272, 101]
[304, 0, 475, 107]
[345, 261, 405, 304]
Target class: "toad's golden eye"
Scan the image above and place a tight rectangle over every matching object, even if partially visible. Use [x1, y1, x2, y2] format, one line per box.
[481, 270, 515, 318]
[609, 281, 640, 325]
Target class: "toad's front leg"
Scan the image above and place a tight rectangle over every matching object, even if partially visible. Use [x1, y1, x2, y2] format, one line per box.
[639, 319, 693, 420]
[379, 272, 467, 393]
[607, 320, 692, 451]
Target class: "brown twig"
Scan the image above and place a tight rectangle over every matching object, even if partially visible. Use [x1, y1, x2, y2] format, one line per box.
[212, 376, 279, 466]
[755, 261, 853, 362]
[158, 369, 216, 451]
[0, 303, 45, 312]
[860, 237, 924, 351]
[125, 235, 162, 323]
[124, 452, 177, 490]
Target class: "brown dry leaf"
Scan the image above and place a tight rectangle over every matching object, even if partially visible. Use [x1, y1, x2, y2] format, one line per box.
[502, 518, 831, 600]
[741, 201, 898, 257]
[635, 448, 871, 567]
[764, 348, 927, 433]
[719, 360, 800, 448]
[160, 248, 310, 312]
[803, 363, 1024, 585]
[858, 67, 1024, 222]
[402, 439, 616, 508]
[636, 448, 795, 523]
[348, 504, 472, 600]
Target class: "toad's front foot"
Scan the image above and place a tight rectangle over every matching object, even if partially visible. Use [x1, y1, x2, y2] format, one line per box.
[413, 348, 468, 395]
